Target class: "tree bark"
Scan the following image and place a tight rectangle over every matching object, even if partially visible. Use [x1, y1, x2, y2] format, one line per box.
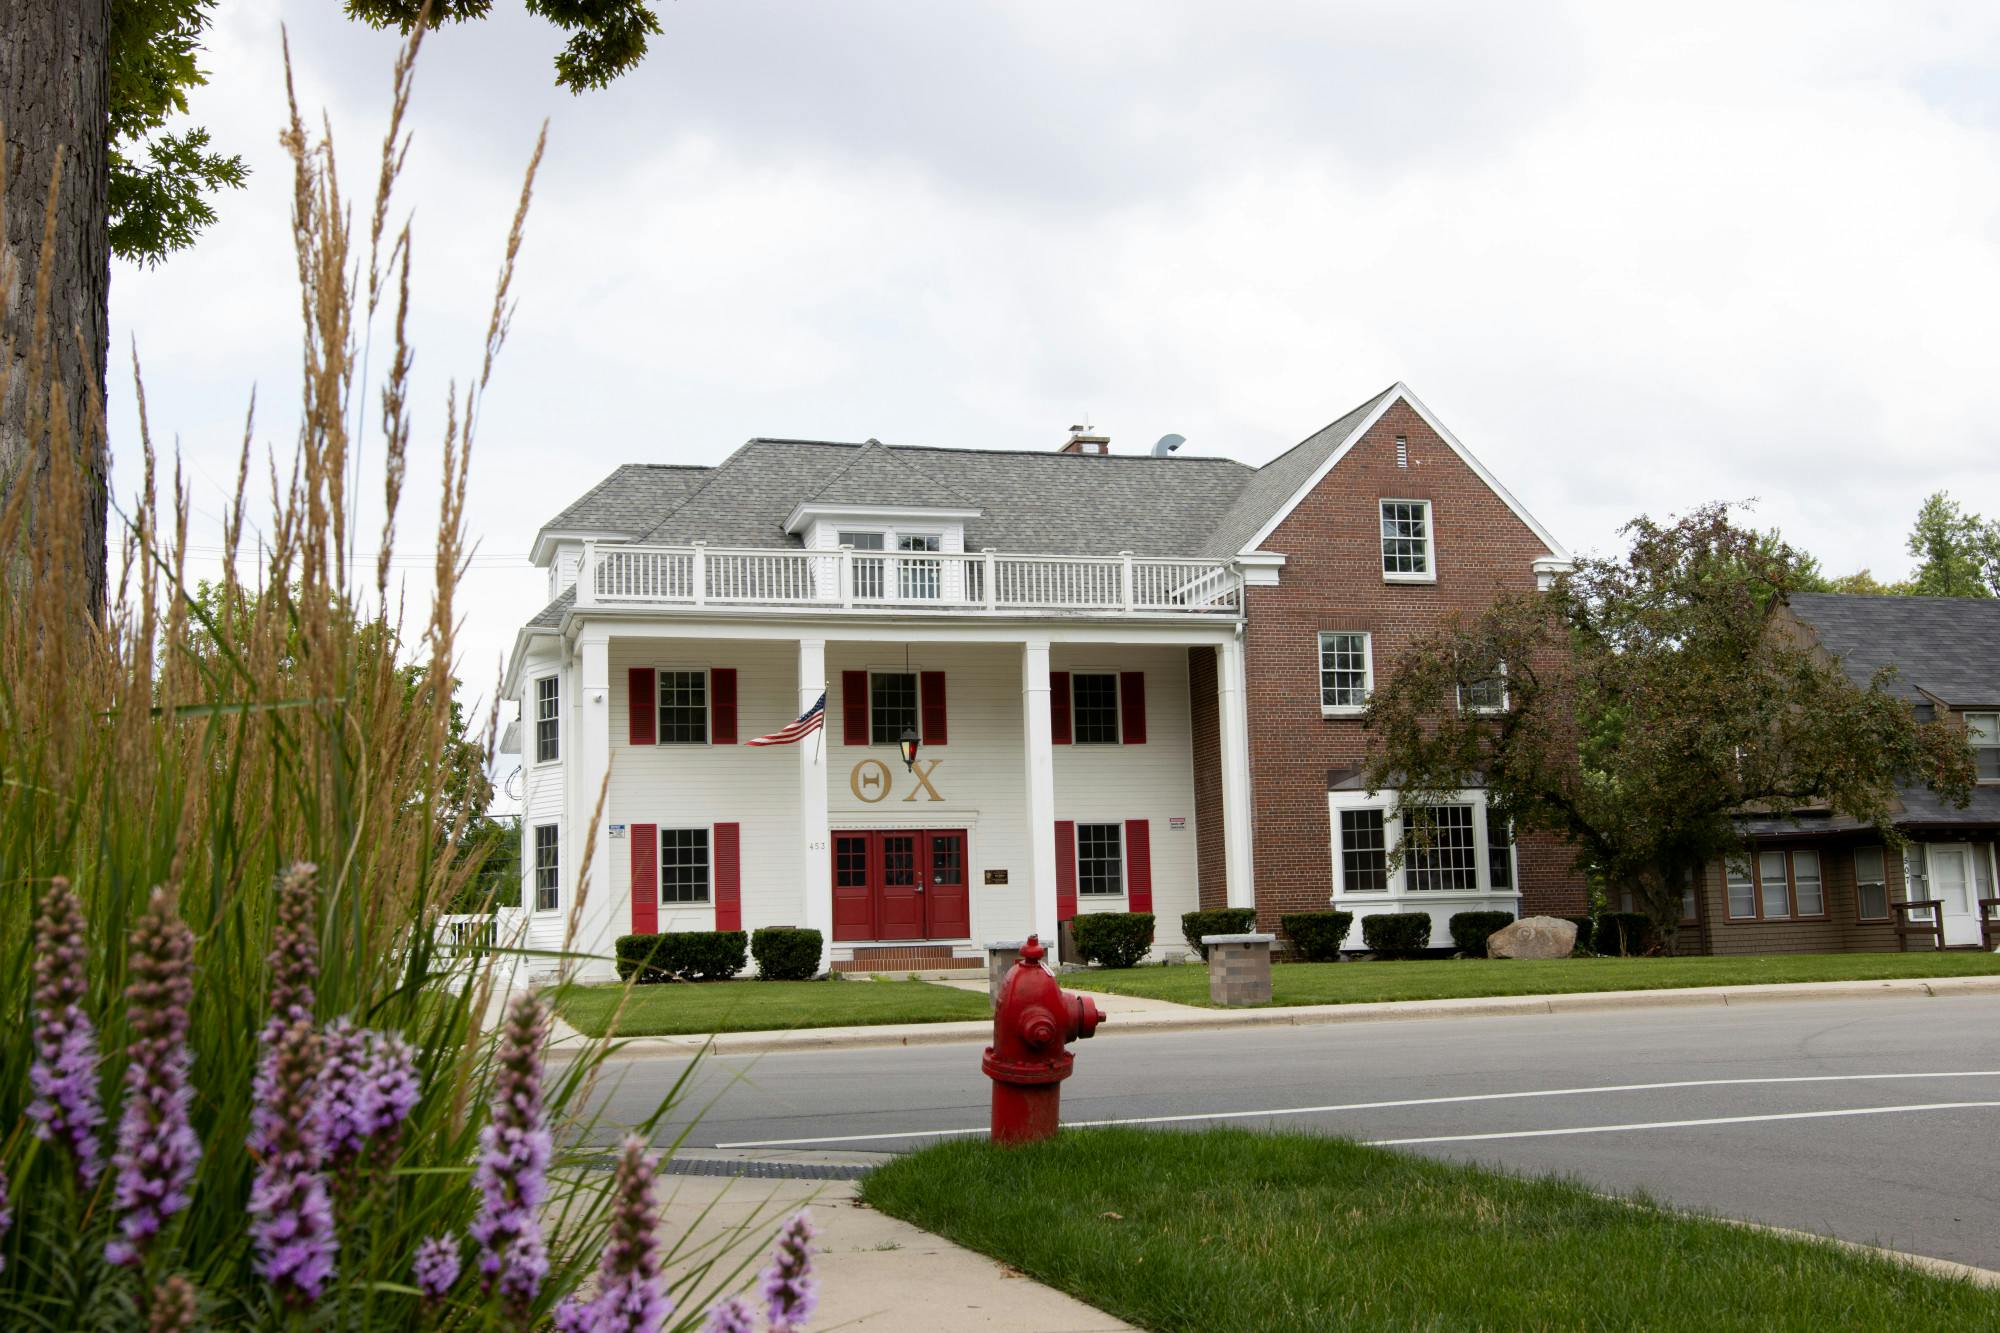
[2, 0, 111, 615]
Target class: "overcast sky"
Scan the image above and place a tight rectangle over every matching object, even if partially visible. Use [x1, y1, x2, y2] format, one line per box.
[109, 1, 2000, 804]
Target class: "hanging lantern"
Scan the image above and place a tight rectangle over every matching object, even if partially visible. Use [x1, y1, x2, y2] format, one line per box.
[899, 725, 921, 772]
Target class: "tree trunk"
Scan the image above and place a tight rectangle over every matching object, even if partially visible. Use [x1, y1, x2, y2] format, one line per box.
[2, 0, 111, 615]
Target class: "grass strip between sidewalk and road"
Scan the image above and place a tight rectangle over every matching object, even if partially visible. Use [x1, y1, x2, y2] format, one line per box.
[555, 977, 990, 1037]
[863, 1127, 2000, 1332]
[1066, 951, 2000, 1008]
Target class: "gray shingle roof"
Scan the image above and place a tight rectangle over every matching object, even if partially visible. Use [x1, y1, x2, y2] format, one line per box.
[808, 441, 978, 509]
[541, 464, 710, 536]
[1196, 386, 1398, 556]
[1788, 593, 2000, 707]
[528, 587, 574, 629]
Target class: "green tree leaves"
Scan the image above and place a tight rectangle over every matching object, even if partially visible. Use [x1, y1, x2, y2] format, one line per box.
[1906, 491, 1999, 598]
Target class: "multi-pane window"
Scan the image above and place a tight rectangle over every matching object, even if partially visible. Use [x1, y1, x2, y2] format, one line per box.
[842, 531, 888, 600]
[660, 828, 710, 904]
[1854, 846, 1889, 921]
[1340, 809, 1388, 892]
[532, 824, 559, 911]
[1380, 500, 1433, 578]
[1077, 823, 1123, 896]
[871, 672, 918, 744]
[1968, 712, 1999, 782]
[534, 676, 560, 763]
[1406, 805, 1477, 891]
[1728, 848, 1825, 920]
[1486, 814, 1514, 891]
[1318, 632, 1371, 712]
[898, 534, 942, 600]
[1459, 665, 1507, 713]
[1072, 674, 1120, 743]
[658, 670, 708, 744]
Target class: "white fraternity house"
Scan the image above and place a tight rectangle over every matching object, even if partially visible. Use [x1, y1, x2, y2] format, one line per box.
[502, 388, 1576, 980]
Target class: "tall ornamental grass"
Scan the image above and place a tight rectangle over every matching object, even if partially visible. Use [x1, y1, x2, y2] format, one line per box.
[0, 35, 792, 1330]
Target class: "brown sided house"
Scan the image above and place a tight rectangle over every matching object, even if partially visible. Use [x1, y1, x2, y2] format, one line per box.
[1673, 593, 2000, 955]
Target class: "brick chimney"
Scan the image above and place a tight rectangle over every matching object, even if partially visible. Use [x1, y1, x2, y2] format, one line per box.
[1060, 425, 1110, 455]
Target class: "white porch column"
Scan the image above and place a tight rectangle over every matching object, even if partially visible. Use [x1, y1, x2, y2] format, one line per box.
[1217, 634, 1256, 910]
[798, 638, 833, 974]
[1022, 639, 1059, 943]
[573, 636, 615, 978]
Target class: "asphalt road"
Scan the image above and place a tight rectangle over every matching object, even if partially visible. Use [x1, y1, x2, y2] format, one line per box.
[585, 993, 2000, 1270]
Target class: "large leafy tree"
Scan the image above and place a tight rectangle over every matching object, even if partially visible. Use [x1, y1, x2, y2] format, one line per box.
[1363, 505, 1976, 944]
[2, 0, 661, 612]
[1905, 491, 1998, 598]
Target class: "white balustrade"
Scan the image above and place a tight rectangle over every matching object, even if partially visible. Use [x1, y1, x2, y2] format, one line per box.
[577, 543, 1240, 615]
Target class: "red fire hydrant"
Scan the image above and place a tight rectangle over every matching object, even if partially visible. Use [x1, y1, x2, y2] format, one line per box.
[983, 934, 1106, 1145]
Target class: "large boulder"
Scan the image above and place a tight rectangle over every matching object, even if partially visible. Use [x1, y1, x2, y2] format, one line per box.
[1487, 915, 1578, 960]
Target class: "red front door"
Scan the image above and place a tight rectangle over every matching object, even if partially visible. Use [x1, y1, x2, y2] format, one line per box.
[831, 829, 970, 942]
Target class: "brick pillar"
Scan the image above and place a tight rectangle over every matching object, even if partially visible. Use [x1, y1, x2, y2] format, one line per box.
[1204, 932, 1274, 1006]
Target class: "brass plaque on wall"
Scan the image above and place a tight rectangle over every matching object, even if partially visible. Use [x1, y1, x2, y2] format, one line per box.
[983, 869, 1008, 886]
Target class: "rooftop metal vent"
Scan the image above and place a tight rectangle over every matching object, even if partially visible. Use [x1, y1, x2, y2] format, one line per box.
[1151, 433, 1185, 458]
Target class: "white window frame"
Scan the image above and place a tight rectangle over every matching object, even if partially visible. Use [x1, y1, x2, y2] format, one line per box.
[1328, 789, 1517, 899]
[533, 675, 560, 765]
[1318, 631, 1373, 717]
[1379, 498, 1437, 584]
[1853, 845, 1889, 922]
[1069, 672, 1122, 745]
[1458, 662, 1509, 715]
[659, 826, 713, 906]
[1074, 821, 1126, 899]
[531, 823, 560, 913]
[1966, 711, 1998, 784]
[655, 666, 711, 746]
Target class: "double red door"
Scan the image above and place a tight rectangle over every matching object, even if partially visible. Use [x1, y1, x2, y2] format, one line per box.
[832, 829, 970, 941]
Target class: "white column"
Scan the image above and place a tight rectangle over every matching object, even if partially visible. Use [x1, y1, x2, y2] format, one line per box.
[1217, 635, 1256, 910]
[572, 636, 615, 979]
[1022, 639, 1059, 943]
[798, 638, 833, 974]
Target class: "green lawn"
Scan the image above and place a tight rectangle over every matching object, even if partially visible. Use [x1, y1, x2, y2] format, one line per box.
[1066, 951, 2000, 1008]
[554, 978, 991, 1037]
[864, 1128, 2000, 1332]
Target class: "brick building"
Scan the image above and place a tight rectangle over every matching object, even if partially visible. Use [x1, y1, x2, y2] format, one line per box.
[503, 383, 1583, 980]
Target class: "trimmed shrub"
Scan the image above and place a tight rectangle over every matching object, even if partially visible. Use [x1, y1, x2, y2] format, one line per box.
[1563, 916, 1595, 954]
[1361, 912, 1432, 959]
[1182, 908, 1258, 959]
[1595, 912, 1653, 957]
[1071, 913, 1156, 969]
[751, 926, 823, 981]
[615, 930, 748, 983]
[1449, 911, 1517, 958]
[1280, 911, 1354, 962]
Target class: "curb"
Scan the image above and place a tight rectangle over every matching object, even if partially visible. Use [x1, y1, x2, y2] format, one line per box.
[573, 973, 2000, 1059]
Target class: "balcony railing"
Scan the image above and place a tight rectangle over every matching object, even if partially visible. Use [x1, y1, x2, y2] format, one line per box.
[577, 543, 1242, 616]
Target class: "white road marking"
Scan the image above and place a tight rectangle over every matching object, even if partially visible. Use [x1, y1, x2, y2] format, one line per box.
[712, 1069, 2000, 1149]
[1369, 1101, 2000, 1147]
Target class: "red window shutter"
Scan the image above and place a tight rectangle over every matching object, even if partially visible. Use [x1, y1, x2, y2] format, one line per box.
[920, 671, 948, 746]
[627, 668, 656, 746]
[842, 671, 869, 745]
[1050, 671, 1072, 745]
[1125, 819, 1153, 912]
[1055, 820, 1078, 922]
[630, 823, 659, 935]
[713, 822, 742, 931]
[710, 668, 738, 745]
[1120, 671, 1147, 745]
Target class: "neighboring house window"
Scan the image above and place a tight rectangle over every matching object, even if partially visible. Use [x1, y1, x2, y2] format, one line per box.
[1071, 674, 1120, 743]
[842, 531, 887, 600]
[1727, 848, 1824, 920]
[1967, 712, 1999, 781]
[898, 534, 942, 600]
[532, 824, 559, 912]
[1380, 499, 1434, 579]
[1077, 823, 1123, 896]
[871, 672, 919, 744]
[1486, 815, 1514, 891]
[1854, 846, 1889, 921]
[1406, 805, 1477, 891]
[1339, 810, 1388, 892]
[658, 670, 708, 744]
[1459, 664, 1507, 713]
[660, 828, 711, 905]
[1319, 632, 1372, 713]
[1681, 880, 1699, 923]
[534, 676, 560, 763]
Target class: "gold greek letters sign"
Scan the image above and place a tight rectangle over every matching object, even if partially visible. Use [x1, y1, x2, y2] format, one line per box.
[848, 758, 945, 804]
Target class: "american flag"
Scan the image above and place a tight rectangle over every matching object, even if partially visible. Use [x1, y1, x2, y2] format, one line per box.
[746, 692, 825, 746]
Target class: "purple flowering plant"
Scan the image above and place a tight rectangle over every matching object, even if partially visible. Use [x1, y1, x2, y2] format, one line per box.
[28, 877, 106, 1186]
[105, 888, 202, 1268]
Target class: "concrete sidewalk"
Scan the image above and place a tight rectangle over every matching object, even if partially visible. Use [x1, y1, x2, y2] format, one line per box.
[661, 1164, 1134, 1331]
[556, 972, 2000, 1059]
